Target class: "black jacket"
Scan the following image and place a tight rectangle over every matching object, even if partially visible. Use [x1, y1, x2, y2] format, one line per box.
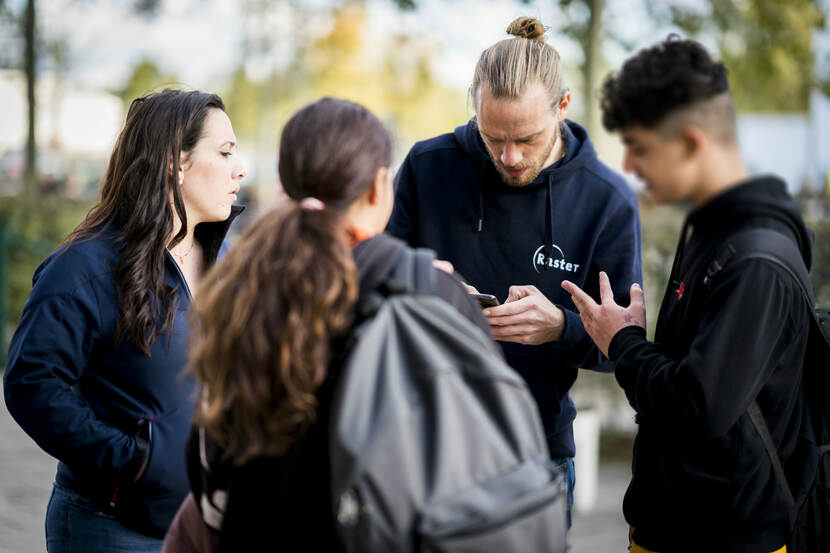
[187, 232, 490, 552]
[609, 176, 812, 552]
[4, 207, 243, 538]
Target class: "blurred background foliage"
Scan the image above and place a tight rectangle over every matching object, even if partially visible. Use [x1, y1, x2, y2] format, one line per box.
[2, 0, 830, 382]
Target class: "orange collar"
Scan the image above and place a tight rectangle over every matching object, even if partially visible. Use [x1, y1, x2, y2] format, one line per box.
[346, 226, 375, 248]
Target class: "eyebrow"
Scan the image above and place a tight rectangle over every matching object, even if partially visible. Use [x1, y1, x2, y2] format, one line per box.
[220, 140, 236, 149]
[482, 130, 542, 142]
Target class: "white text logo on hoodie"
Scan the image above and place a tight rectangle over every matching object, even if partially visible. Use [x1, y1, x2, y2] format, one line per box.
[532, 244, 581, 274]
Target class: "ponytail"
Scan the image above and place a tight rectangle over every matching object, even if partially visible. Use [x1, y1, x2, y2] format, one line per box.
[189, 202, 357, 464]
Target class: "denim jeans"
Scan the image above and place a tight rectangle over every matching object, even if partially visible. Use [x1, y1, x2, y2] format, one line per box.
[45, 483, 162, 553]
[552, 457, 575, 528]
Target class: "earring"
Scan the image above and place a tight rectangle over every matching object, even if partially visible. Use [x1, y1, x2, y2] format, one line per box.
[178, 175, 184, 185]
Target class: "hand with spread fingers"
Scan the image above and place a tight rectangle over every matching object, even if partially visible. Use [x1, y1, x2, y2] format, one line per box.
[561, 271, 645, 357]
[483, 285, 566, 345]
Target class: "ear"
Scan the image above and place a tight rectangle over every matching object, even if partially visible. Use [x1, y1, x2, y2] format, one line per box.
[168, 155, 185, 185]
[556, 91, 572, 122]
[367, 167, 389, 205]
[680, 125, 707, 160]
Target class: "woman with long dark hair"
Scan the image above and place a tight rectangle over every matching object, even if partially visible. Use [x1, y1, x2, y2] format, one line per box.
[4, 88, 246, 552]
[182, 97, 488, 551]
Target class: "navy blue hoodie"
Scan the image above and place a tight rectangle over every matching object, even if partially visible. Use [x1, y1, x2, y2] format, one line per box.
[388, 119, 642, 458]
[4, 206, 242, 538]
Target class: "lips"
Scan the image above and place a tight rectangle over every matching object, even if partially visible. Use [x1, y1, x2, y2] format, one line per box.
[505, 167, 526, 177]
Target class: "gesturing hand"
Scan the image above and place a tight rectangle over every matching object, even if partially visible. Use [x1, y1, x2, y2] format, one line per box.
[483, 285, 565, 345]
[561, 272, 645, 357]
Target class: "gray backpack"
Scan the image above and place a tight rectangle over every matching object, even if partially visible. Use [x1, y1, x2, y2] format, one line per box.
[330, 244, 567, 553]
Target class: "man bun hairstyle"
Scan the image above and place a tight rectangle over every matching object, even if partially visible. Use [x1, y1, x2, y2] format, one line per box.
[471, 16, 566, 109]
[506, 16, 546, 42]
[601, 35, 731, 132]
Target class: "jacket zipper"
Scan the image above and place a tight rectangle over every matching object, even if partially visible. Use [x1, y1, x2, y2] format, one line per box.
[164, 249, 193, 300]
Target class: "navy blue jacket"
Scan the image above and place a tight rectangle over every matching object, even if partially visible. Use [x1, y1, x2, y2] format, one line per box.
[4, 206, 242, 538]
[388, 119, 642, 457]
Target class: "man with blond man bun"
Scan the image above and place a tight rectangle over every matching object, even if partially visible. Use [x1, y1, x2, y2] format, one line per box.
[388, 16, 643, 520]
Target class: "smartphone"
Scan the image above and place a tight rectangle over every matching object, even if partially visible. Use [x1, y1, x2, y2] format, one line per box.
[470, 293, 500, 308]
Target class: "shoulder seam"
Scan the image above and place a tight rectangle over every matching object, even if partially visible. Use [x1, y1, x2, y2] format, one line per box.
[25, 270, 113, 313]
[410, 135, 461, 158]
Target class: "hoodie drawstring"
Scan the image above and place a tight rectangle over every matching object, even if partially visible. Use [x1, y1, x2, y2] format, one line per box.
[474, 161, 487, 233]
[543, 180, 555, 270]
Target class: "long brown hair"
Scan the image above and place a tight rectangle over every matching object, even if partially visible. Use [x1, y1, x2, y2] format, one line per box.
[66, 89, 225, 355]
[190, 98, 392, 463]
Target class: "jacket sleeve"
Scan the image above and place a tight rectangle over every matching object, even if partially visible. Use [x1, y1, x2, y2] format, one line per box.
[608, 258, 805, 439]
[386, 151, 419, 246]
[555, 195, 643, 371]
[3, 279, 138, 483]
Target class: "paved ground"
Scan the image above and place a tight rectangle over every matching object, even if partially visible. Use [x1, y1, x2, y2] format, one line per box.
[0, 382, 57, 553]
[0, 380, 630, 552]
[570, 462, 631, 553]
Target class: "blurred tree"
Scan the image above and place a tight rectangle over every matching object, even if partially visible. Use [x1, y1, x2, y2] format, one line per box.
[0, 0, 163, 349]
[0, 0, 163, 198]
[808, 217, 830, 306]
[223, 65, 265, 138]
[514, 0, 828, 131]
[23, 0, 35, 196]
[118, 58, 179, 106]
[226, 0, 468, 154]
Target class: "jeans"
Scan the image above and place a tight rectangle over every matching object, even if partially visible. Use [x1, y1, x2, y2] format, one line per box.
[552, 457, 575, 528]
[45, 483, 162, 553]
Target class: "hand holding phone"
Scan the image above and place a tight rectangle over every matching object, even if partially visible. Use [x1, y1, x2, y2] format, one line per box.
[470, 293, 500, 308]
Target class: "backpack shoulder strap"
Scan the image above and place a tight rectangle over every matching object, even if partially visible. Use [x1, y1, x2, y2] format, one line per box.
[712, 229, 816, 510]
[747, 400, 796, 507]
[389, 247, 437, 295]
[352, 242, 437, 323]
[724, 228, 814, 304]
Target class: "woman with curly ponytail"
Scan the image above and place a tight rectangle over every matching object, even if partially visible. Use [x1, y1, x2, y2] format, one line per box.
[180, 98, 488, 552]
[4, 89, 246, 553]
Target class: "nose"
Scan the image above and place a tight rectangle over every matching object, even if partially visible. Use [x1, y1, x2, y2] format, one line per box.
[501, 143, 522, 168]
[235, 156, 247, 180]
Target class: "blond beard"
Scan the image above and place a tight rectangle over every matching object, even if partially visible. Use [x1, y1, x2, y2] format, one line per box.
[489, 125, 562, 187]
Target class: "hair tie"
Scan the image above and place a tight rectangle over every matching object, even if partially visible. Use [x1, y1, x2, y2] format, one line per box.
[298, 197, 325, 211]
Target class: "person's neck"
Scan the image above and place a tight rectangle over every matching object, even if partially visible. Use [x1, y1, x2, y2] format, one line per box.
[541, 129, 566, 171]
[169, 217, 197, 253]
[691, 149, 749, 208]
[344, 203, 381, 239]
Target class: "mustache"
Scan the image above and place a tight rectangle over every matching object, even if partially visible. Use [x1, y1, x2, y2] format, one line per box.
[501, 162, 531, 170]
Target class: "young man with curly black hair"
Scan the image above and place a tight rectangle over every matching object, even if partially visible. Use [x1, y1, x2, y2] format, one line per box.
[562, 36, 810, 553]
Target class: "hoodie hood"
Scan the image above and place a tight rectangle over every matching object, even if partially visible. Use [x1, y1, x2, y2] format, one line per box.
[452, 117, 601, 269]
[687, 175, 813, 269]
